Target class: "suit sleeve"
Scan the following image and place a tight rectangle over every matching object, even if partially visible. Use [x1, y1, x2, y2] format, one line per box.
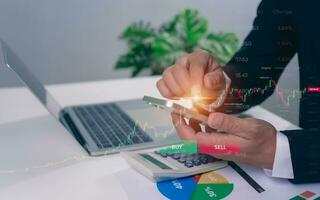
[218, 0, 297, 114]
[281, 130, 320, 183]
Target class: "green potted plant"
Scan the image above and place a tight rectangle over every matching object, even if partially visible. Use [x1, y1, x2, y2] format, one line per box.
[115, 9, 240, 77]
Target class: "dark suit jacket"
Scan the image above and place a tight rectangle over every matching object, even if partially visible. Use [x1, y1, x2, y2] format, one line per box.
[220, 0, 320, 183]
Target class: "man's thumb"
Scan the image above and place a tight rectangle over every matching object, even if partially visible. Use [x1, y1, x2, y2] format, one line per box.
[207, 113, 246, 134]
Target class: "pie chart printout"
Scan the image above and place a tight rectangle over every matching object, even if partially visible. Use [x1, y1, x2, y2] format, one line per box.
[157, 171, 233, 200]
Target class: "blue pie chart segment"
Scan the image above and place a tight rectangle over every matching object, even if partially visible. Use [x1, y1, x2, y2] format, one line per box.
[157, 177, 197, 200]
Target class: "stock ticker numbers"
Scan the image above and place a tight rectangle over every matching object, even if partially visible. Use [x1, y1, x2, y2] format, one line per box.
[235, 72, 248, 78]
[234, 56, 249, 63]
[278, 25, 294, 32]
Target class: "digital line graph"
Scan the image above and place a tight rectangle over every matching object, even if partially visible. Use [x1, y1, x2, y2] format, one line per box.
[106, 120, 177, 154]
[229, 80, 319, 107]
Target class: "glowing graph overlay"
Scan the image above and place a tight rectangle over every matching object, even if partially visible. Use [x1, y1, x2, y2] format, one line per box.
[229, 80, 320, 107]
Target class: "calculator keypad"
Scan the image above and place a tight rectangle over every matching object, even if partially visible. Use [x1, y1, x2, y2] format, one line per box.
[154, 151, 219, 168]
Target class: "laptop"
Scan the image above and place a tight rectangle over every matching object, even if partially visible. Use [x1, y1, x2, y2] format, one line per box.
[0, 39, 179, 156]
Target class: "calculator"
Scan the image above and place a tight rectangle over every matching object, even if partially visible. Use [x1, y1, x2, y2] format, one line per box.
[121, 146, 228, 182]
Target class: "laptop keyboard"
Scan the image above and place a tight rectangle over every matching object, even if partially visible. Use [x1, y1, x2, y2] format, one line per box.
[73, 103, 152, 149]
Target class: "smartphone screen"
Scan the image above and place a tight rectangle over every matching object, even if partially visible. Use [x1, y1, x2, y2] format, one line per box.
[143, 96, 208, 124]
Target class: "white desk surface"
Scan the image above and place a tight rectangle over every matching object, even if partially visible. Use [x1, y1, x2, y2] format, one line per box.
[0, 76, 319, 200]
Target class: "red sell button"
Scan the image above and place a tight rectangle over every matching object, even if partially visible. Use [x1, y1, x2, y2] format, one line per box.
[307, 87, 320, 92]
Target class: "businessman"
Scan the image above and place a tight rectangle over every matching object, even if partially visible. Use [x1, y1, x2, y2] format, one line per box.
[157, 0, 320, 183]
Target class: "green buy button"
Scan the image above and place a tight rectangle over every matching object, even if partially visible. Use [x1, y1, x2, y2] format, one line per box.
[158, 140, 198, 154]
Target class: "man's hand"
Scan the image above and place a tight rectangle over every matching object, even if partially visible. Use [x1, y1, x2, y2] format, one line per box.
[157, 50, 226, 104]
[171, 112, 277, 169]
[159, 49, 277, 169]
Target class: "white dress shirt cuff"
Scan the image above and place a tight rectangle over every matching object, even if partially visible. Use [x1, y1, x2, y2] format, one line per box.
[264, 131, 294, 179]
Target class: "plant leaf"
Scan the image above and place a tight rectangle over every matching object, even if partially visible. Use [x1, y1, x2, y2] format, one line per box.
[152, 33, 183, 56]
[131, 66, 144, 77]
[159, 15, 179, 33]
[152, 32, 186, 68]
[199, 32, 239, 64]
[174, 9, 208, 51]
[115, 44, 154, 77]
[120, 21, 155, 46]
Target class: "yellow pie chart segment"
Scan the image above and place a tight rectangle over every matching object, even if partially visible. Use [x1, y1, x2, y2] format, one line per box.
[198, 171, 229, 184]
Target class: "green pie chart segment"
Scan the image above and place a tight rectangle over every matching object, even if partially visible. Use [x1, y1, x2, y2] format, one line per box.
[190, 184, 233, 200]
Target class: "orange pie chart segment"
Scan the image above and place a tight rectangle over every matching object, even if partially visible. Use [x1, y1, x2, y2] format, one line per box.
[198, 171, 229, 184]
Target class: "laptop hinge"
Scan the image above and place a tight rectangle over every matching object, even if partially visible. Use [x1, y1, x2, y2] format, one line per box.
[59, 111, 87, 146]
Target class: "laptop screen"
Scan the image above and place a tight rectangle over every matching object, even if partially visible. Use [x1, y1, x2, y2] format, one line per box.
[0, 40, 61, 118]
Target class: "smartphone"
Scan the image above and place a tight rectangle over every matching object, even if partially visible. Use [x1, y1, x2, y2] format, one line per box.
[142, 96, 208, 125]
